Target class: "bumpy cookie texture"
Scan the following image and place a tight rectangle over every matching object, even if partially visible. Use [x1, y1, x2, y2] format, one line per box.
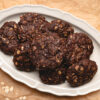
[48, 19, 74, 38]
[0, 21, 19, 55]
[13, 42, 35, 72]
[19, 13, 50, 32]
[66, 33, 93, 65]
[18, 24, 40, 42]
[30, 32, 67, 70]
[39, 67, 66, 85]
[19, 13, 45, 25]
[18, 13, 50, 42]
[66, 59, 97, 87]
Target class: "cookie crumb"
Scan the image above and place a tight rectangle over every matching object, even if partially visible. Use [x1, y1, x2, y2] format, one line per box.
[2, 86, 14, 93]
[5, 98, 10, 100]
[0, 81, 5, 85]
[2, 86, 9, 94]
[19, 96, 26, 100]
[9, 86, 14, 92]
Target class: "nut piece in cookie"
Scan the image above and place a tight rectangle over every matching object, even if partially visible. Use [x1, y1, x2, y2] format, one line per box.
[13, 42, 35, 72]
[30, 32, 67, 70]
[66, 33, 93, 65]
[0, 21, 19, 55]
[66, 59, 97, 87]
[39, 67, 66, 85]
[48, 19, 74, 38]
[18, 13, 50, 42]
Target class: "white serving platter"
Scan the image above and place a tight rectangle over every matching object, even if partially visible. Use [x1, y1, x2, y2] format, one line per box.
[0, 4, 100, 96]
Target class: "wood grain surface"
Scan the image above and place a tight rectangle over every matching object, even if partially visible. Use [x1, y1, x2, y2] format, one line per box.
[0, 0, 100, 100]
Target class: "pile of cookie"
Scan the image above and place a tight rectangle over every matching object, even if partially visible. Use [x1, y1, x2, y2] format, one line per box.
[0, 13, 97, 87]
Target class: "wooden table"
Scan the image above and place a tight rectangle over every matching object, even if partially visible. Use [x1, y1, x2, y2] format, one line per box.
[0, 0, 100, 100]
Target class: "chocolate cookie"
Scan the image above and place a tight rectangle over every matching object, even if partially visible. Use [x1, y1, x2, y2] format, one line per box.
[18, 24, 40, 42]
[13, 42, 35, 72]
[66, 59, 97, 87]
[19, 13, 45, 25]
[30, 32, 67, 70]
[48, 19, 74, 38]
[66, 33, 93, 65]
[39, 67, 66, 85]
[0, 21, 19, 55]
[18, 13, 50, 42]
[19, 13, 50, 32]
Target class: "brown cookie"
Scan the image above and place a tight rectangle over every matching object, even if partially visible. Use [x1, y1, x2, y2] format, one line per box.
[66, 59, 97, 87]
[30, 32, 67, 70]
[66, 33, 93, 65]
[39, 67, 66, 85]
[0, 21, 19, 55]
[19, 13, 45, 25]
[18, 24, 40, 42]
[48, 19, 74, 38]
[18, 13, 50, 42]
[13, 42, 35, 72]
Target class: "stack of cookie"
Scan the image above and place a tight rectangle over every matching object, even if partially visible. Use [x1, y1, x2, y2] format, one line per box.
[0, 13, 97, 87]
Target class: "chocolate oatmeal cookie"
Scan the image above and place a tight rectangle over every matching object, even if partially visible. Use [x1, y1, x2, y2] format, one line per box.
[0, 21, 19, 55]
[18, 13, 50, 42]
[66, 59, 97, 87]
[66, 33, 93, 65]
[13, 42, 35, 72]
[19, 13, 45, 25]
[18, 24, 40, 42]
[19, 13, 49, 32]
[39, 67, 66, 85]
[30, 32, 67, 70]
[48, 19, 74, 38]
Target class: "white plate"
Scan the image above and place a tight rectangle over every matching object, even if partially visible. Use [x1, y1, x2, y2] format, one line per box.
[0, 4, 100, 96]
